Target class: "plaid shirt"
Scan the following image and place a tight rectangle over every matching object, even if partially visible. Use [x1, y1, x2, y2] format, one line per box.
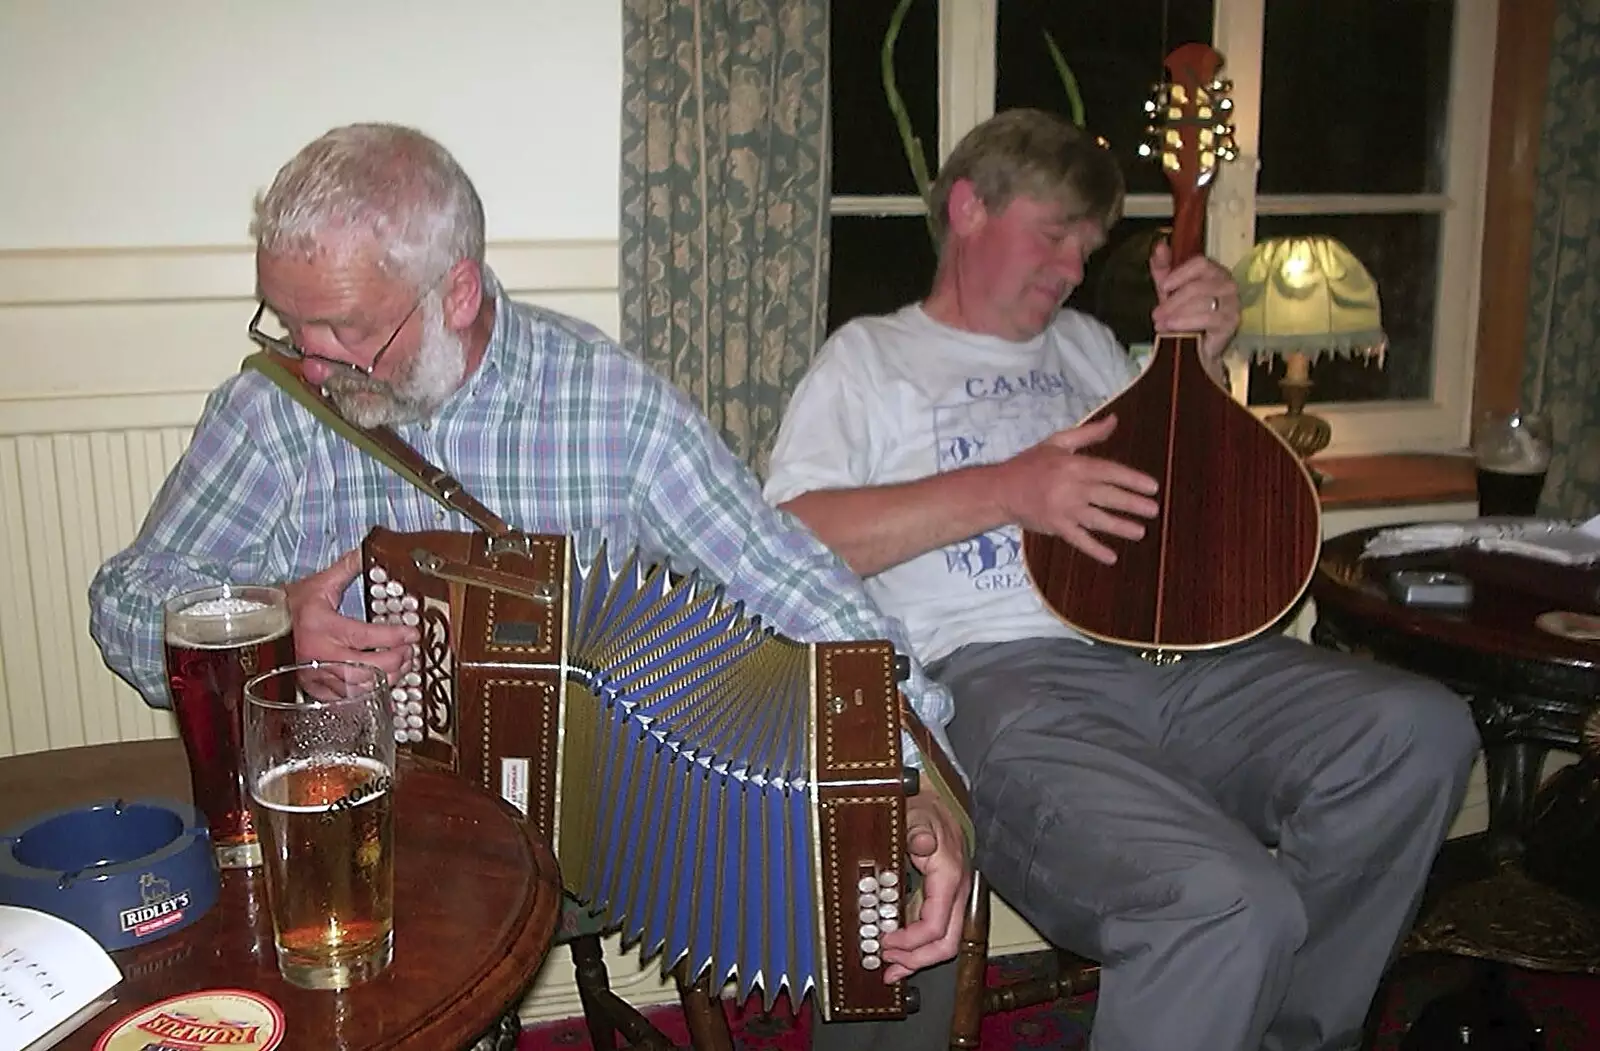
[89, 271, 955, 769]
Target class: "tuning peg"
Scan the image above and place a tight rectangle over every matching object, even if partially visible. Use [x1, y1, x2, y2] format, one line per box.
[1094, 135, 1112, 150]
[1218, 97, 1235, 112]
[1137, 141, 1156, 160]
[1143, 98, 1159, 116]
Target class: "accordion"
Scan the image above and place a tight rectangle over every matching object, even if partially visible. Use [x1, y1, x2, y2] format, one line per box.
[360, 526, 916, 1020]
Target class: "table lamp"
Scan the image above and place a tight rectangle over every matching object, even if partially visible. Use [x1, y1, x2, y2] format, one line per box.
[1230, 235, 1388, 460]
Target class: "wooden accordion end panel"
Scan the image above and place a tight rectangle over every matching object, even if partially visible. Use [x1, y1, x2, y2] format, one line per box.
[360, 526, 913, 1021]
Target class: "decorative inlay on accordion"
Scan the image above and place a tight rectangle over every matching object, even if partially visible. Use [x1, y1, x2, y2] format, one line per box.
[360, 526, 916, 1020]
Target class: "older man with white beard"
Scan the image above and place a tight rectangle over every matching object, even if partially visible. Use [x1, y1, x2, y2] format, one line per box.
[90, 127, 972, 987]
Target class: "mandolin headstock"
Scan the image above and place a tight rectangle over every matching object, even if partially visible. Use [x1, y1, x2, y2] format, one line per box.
[1138, 43, 1238, 264]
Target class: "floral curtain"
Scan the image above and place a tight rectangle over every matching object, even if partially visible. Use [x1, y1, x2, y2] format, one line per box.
[620, 0, 832, 477]
[1524, 0, 1600, 517]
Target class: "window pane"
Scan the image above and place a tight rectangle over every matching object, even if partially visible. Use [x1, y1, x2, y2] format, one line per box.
[827, 215, 938, 332]
[1245, 213, 1439, 405]
[996, 0, 1216, 196]
[1258, 1, 1453, 195]
[831, 0, 938, 197]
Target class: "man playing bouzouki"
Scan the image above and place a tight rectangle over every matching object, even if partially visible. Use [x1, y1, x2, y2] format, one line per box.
[769, 108, 1479, 1051]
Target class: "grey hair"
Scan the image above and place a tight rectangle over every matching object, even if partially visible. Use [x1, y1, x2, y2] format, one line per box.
[252, 123, 485, 287]
[927, 108, 1124, 247]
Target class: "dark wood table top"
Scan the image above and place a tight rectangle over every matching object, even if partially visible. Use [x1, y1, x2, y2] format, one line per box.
[0, 738, 562, 1051]
[1313, 525, 1600, 672]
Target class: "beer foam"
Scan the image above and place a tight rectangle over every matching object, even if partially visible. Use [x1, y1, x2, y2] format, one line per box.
[1477, 423, 1551, 473]
[166, 593, 291, 647]
[252, 755, 392, 813]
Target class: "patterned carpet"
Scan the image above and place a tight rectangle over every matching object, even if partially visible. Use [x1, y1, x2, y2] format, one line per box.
[519, 952, 1600, 1050]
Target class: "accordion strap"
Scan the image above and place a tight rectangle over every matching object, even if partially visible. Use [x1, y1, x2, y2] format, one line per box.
[244, 352, 516, 540]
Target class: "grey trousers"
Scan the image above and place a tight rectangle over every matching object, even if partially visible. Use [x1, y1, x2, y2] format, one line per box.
[812, 634, 1479, 1051]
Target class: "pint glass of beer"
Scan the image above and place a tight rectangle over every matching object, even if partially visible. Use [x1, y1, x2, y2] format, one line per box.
[163, 584, 295, 869]
[244, 661, 395, 990]
[1473, 410, 1551, 517]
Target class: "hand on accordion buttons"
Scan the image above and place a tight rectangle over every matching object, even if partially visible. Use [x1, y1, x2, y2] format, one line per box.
[879, 788, 971, 983]
[287, 549, 419, 687]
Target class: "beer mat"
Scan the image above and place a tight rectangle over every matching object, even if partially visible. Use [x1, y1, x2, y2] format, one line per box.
[1362, 517, 1593, 560]
[1536, 611, 1600, 642]
[93, 989, 284, 1051]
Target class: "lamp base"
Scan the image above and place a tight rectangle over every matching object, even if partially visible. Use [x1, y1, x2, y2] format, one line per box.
[1263, 378, 1332, 463]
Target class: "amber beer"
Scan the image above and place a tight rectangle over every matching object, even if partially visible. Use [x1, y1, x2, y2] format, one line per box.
[244, 660, 396, 990]
[163, 585, 294, 869]
[253, 756, 395, 989]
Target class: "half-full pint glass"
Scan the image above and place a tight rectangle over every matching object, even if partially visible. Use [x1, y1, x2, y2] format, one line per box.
[163, 584, 295, 869]
[244, 661, 396, 990]
[1473, 410, 1551, 517]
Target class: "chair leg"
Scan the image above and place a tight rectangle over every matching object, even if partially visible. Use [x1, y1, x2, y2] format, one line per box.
[949, 870, 992, 1050]
[674, 961, 734, 1051]
[568, 934, 676, 1050]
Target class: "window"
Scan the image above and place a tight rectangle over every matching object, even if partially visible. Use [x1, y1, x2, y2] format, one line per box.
[828, 0, 1496, 455]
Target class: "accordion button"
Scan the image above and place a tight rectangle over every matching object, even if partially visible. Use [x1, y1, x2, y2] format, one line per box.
[403, 672, 422, 687]
[858, 908, 877, 924]
[401, 595, 419, 611]
[878, 903, 900, 920]
[861, 955, 882, 971]
[393, 729, 407, 742]
[880, 887, 900, 903]
[406, 700, 423, 716]
[391, 688, 408, 703]
[406, 728, 424, 743]
[860, 938, 881, 955]
[879, 918, 899, 933]
[386, 581, 405, 597]
[859, 923, 879, 939]
[879, 870, 900, 888]
[406, 687, 423, 701]
[402, 611, 420, 627]
[393, 715, 408, 730]
[370, 583, 388, 598]
[406, 714, 424, 729]
[857, 876, 880, 894]
[369, 566, 389, 584]
[858, 893, 879, 909]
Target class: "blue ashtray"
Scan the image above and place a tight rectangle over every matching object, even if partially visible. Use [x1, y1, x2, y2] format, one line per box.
[0, 799, 220, 951]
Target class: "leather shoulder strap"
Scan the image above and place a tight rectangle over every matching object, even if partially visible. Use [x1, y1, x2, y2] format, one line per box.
[242, 352, 515, 539]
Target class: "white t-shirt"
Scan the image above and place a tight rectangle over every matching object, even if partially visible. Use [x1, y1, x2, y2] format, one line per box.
[765, 305, 1139, 664]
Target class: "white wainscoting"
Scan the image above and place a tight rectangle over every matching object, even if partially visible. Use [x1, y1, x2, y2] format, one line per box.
[0, 247, 1502, 1021]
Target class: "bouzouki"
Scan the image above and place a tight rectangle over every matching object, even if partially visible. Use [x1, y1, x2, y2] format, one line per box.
[1022, 43, 1322, 653]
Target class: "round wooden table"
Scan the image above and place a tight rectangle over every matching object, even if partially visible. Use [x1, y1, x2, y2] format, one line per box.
[0, 738, 562, 1051]
[1311, 525, 1600, 975]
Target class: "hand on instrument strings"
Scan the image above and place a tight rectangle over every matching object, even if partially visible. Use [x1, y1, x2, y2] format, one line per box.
[880, 788, 971, 982]
[1149, 240, 1240, 374]
[287, 549, 417, 685]
[996, 415, 1160, 566]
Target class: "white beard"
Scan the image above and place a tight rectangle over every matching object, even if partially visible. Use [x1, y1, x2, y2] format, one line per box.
[325, 294, 466, 428]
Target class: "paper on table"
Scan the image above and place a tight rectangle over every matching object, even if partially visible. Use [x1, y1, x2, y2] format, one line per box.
[0, 907, 120, 1051]
[1475, 513, 1600, 566]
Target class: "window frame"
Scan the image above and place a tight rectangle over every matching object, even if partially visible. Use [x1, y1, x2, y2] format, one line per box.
[830, 0, 1500, 457]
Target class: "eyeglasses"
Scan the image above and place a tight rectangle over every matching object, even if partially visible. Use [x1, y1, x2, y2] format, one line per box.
[247, 279, 438, 377]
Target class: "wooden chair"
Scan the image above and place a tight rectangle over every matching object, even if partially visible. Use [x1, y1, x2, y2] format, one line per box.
[563, 920, 732, 1051]
[948, 871, 1101, 1049]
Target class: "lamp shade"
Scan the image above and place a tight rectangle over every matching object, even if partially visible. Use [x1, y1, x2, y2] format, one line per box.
[1231, 236, 1387, 363]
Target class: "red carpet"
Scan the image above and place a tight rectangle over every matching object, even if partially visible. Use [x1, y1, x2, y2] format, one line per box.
[519, 952, 1600, 1050]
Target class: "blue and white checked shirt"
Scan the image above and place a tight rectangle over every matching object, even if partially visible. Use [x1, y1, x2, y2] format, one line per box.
[89, 271, 956, 771]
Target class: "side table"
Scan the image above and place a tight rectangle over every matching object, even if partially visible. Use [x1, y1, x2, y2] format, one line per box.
[1311, 525, 1600, 974]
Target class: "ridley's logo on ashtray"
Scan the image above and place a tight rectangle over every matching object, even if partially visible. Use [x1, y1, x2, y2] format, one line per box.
[117, 872, 192, 937]
[94, 989, 285, 1051]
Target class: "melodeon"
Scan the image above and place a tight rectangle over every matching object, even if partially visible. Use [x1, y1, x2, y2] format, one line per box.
[360, 526, 916, 1020]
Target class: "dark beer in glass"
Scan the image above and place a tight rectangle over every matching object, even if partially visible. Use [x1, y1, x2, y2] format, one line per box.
[1473, 410, 1551, 517]
[245, 661, 395, 990]
[163, 584, 294, 869]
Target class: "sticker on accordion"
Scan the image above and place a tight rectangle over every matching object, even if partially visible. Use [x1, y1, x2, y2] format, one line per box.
[94, 988, 285, 1050]
[500, 757, 531, 816]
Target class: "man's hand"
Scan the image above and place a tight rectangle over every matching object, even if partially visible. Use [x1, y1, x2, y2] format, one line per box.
[286, 549, 418, 684]
[1149, 240, 1241, 380]
[991, 415, 1160, 566]
[879, 788, 972, 983]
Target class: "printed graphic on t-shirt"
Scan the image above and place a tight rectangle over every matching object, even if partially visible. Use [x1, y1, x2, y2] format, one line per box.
[933, 367, 1096, 595]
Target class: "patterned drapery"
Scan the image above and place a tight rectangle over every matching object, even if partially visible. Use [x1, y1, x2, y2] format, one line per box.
[620, 0, 831, 477]
[1525, 0, 1600, 517]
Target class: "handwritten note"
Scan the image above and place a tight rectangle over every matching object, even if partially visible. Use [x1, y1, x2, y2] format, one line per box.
[0, 907, 120, 1051]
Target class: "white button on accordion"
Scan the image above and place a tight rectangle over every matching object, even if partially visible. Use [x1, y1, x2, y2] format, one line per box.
[361, 526, 918, 1020]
